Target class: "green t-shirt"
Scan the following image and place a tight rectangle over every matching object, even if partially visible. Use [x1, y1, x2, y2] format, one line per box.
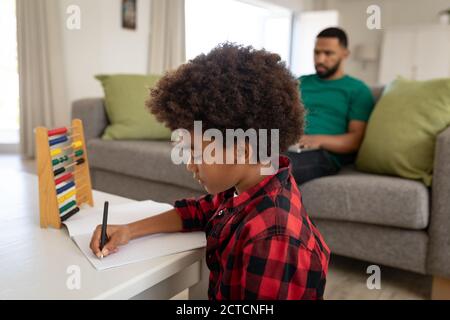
[299, 74, 375, 167]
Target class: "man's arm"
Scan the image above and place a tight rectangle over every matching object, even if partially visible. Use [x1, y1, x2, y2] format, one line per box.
[299, 120, 367, 154]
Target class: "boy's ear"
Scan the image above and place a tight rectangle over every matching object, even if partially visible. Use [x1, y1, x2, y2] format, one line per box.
[232, 139, 257, 164]
[241, 141, 256, 164]
[245, 142, 256, 163]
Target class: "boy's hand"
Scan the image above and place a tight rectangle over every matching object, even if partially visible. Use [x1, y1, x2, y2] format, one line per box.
[89, 224, 131, 258]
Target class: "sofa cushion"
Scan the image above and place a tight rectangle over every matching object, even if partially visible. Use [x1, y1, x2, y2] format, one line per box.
[88, 139, 204, 193]
[300, 166, 429, 230]
[95, 74, 172, 140]
[356, 77, 450, 186]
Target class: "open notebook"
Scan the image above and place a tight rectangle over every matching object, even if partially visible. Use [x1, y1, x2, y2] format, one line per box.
[64, 201, 206, 271]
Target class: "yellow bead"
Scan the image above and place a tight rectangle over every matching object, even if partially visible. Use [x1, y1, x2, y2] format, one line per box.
[51, 148, 61, 157]
[72, 141, 82, 149]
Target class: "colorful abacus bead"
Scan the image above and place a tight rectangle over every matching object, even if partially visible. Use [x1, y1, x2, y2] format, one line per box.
[53, 158, 85, 176]
[48, 127, 68, 137]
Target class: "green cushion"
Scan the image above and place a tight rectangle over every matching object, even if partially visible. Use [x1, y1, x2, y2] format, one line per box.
[95, 74, 171, 140]
[356, 77, 450, 186]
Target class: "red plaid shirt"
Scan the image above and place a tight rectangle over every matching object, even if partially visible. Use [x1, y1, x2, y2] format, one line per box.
[174, 156, 330, 300]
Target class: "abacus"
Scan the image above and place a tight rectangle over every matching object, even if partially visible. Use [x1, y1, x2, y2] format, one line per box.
[35, 119, 94, 229]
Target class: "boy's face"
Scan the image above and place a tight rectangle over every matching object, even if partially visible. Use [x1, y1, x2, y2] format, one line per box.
[185, 133, 248, 195]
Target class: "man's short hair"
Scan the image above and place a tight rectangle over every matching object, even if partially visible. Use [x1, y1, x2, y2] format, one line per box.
[317, 27, 348, 48]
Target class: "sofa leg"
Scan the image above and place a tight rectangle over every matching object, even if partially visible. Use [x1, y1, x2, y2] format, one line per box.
[432, 276, 450, 300]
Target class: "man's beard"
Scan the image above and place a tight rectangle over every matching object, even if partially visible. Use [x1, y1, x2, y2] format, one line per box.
[315, 60, 341, 79]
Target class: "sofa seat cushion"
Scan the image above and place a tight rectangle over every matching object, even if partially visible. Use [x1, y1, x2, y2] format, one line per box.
[88, 139, 204, 193]
[300, 166, 430, 230]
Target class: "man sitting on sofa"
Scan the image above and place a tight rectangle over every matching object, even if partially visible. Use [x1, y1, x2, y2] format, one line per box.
[287, 27, 375, 185]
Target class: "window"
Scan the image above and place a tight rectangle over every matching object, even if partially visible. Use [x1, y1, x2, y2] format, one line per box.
[0, 0, 20, 148]
[185, 0, 293, 66]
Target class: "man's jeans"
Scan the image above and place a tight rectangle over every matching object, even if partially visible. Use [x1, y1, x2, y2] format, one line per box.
[285, 149, 341, 185]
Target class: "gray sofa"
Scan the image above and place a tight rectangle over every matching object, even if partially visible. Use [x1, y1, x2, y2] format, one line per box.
[72, 88, 450, 298]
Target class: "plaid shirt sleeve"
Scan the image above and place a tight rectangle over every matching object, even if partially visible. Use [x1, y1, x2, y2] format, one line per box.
[174, 193, 223, 232]
[239, 235, 327, 300]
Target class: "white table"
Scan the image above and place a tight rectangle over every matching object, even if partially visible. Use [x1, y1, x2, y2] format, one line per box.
[0, 171, 208, 300]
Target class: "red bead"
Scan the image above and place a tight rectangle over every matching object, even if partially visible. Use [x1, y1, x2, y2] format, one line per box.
[55, 172, 73, 185]
[48, 127, 68, 137]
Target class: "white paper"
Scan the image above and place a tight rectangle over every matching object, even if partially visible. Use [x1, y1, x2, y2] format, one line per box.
[63, 200, 206, 270]
[73, 231, 206, 271]
[64, 200, 173, 237]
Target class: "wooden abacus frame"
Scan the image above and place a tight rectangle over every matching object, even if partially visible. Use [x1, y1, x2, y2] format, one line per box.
[35, 119, 94, 229]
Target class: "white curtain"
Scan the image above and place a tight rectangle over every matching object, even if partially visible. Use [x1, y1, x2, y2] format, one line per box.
[16, 0, 67, 159]
[148, 0, 186, 75]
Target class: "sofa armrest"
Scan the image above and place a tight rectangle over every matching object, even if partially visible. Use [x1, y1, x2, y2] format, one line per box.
[427, 126, 450, 277]
[71, 98, 109, 142]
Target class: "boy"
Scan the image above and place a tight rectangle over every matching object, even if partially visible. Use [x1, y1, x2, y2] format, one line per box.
[90, 43, 330, 300]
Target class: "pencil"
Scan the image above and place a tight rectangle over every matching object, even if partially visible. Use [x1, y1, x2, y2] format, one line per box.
[99, 201, 109, 259]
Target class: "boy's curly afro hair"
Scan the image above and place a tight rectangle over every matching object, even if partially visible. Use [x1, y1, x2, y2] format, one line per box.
[146, 43, 304, 153]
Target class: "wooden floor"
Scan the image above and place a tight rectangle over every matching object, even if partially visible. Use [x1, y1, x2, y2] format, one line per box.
[325, 254, 431, 299]
[0, 153, 433, 300]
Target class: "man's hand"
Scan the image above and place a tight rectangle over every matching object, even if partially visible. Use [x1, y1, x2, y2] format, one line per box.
[90, 224, 132, 258]
[299, 135, 323, 149]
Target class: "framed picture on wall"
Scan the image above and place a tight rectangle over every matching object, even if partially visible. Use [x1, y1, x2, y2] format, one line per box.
[122, 0, 137, 30]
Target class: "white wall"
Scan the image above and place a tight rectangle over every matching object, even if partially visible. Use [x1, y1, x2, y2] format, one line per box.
[317, 0, 450, 85]
[259, 0, 312, 12]
[58, 0, 151, 123]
